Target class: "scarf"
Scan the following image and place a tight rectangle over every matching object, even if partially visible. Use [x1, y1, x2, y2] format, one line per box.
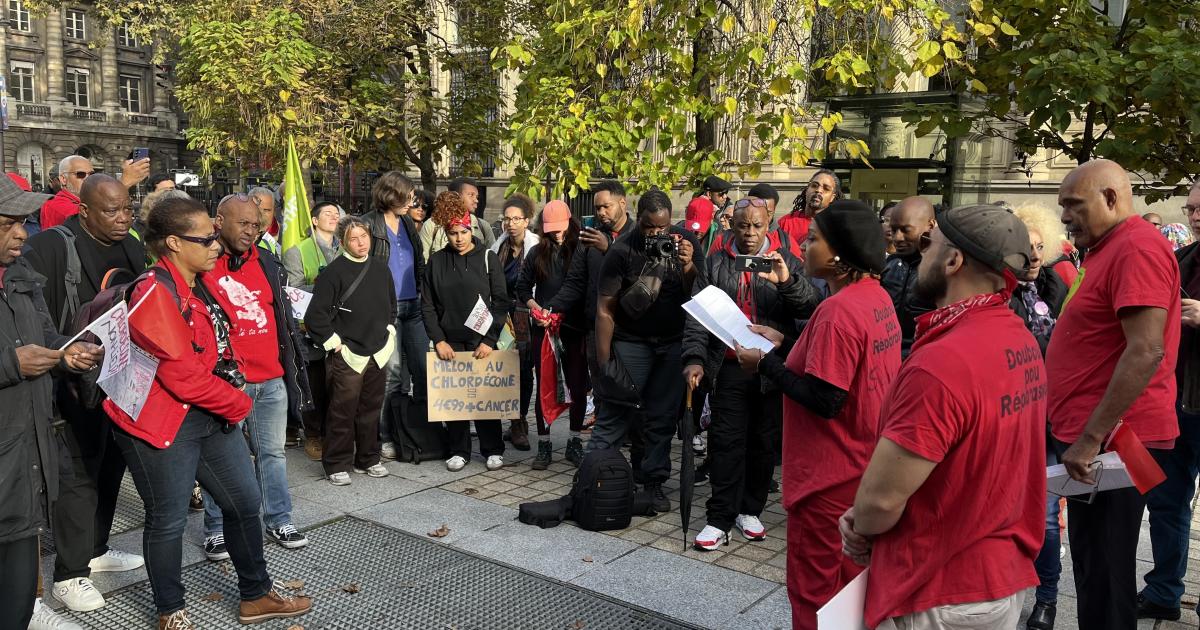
[450, 212, 472, 230]
[912, 269, 1018, 352]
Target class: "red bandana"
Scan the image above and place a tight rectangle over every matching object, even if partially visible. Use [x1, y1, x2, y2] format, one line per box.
[911, 270, 1017, 352]
[450, 212, 472, 230]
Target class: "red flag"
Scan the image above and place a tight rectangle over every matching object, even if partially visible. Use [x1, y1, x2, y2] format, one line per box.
[128, 282, 191, 360]
[1108, 423, 1167, 494]
[539, 332, 570, 426]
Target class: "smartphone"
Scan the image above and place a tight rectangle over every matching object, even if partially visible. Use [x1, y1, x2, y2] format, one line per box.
[582, 215, 596, 229]
[735, 255, 771, 272]
[130, 147, 150, 162]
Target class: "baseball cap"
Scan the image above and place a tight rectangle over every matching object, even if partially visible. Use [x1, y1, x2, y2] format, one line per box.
[0, 172, 51, 217]
[703, 175, 731, 193]
[937, 204, 1031, 275]
[541, 200, 571, 233]
[685, 197, 715, 233]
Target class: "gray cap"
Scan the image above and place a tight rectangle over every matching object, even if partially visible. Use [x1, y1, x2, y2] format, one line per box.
[937, 204, 1030, 276]
[0, 174, 52, 217]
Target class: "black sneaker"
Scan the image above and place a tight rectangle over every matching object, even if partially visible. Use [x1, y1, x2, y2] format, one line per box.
[768, 479, 780, 494]
[531, 440, 552, 471]
[1137, 593, 1181, 621]
[204, 534, 229, 561]
[565, 437, 584, 466]
[644, 483, 670, 512]
[266, 524, 309, 549]
[693, 468, 709, 486]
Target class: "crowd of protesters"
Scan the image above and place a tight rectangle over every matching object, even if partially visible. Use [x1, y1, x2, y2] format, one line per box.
[5, 151, 1200, 630]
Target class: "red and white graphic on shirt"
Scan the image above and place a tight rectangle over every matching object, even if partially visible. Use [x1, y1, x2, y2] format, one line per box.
[218, 275, 269, 335]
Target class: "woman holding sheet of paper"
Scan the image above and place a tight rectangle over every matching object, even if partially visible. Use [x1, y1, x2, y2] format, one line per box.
[680, 197, 819, 552]
[729, 199, 899, 630]
[421, 191, 512, 473]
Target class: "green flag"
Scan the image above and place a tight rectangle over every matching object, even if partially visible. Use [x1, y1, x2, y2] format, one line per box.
[281, 135, 311, 254]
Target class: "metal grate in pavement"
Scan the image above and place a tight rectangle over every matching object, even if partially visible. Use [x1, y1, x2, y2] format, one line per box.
[42, 474, 146, 556]
[64, 516, 702, 630]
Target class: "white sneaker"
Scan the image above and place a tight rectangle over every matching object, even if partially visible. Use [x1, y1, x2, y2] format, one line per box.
[28, 598, 83, 630]
[354, 463, 389, 477]
[486, 455, 504, 471]
[735, 514, 767, 541]
[446, 455, 467, 472]
[52, 577, 105, 612]
[692, 434, 706, 455]
[88, 548, 145, 572]
[380, 442, 397, 460]
[328, 471, 352, 486]
[693, 525, 729, 551]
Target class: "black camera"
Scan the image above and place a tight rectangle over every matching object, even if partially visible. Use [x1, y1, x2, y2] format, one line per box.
[644, 234, 678, 259]
[213, 357, 246, 390]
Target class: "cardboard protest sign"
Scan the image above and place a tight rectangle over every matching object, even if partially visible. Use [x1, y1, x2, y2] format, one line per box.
[426, 350, 520, 421]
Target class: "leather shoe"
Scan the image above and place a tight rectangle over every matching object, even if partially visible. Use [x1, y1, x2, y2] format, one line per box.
[1137, 593, 1181, 621]
[509, 420, 531, 451]
[238, 586, 312, 624]
[1025, 600, 1055, 630]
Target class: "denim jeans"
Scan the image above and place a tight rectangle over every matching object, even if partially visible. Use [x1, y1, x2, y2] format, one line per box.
[204, 377, 292, 534]
[380, 298, 430, 442]
[586, 339, 682, 484]
[115, 410, 271, 615]
[1143, 404, 1200, 608]
[1033, 446, 1062, 603]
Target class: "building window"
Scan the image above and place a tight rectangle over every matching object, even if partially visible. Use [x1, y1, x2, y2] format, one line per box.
[65, 9, 85, 39]
[65, 68, 89, 107]
[8, 0, 29, 32]
[119, 75, 141, 113]
[9, 65, 33, 102]
[117, 24, 139, 48]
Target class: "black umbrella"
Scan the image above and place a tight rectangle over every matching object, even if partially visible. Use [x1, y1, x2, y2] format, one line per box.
[679, 387, 696, 550]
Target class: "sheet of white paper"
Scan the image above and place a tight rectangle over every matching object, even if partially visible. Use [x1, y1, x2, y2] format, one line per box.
[85, 301, 130, 380]
[283, 287, 313, 320]
[817, 568, 869, 630]
[464, 295, 494, 335]
[98, 345, 159, 421]
[1046, 451, 1134, 496]
[682, 285, 776, 354]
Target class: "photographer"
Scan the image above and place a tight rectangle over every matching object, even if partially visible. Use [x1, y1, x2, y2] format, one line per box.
[592, 189, 703, 511]
[682, 200, 818, 551]
[105, 196, 310, 628]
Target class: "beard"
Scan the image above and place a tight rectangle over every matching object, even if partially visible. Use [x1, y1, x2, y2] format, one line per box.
[914, 263, 948, 305]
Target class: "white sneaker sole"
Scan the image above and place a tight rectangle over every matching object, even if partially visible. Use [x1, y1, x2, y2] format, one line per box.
[692, 536, 729, 552]
[88, 557, 145, 573]
[205, 549, 230, 562]
[270, 535, 310, 550]
[53, 591, 105, 612]
[736, 525, 766, 541]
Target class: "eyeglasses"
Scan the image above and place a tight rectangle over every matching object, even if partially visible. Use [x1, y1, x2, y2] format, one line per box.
[70, 171, 95, 179]
[734, 198, 768, 209]
[218, 193, 262, 208]
[0, 216, 28, 231]
[174, 231, 221, 247]
[1184, 205, 1200, 216]
[501, 217, 527, 224]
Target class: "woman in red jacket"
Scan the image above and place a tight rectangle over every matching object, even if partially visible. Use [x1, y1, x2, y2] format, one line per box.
[105, 196, 311, 629]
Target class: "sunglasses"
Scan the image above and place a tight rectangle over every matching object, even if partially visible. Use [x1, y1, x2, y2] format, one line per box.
[218, 193, 262, 208]
[174, 231, 221, 247]
[70, 170, 95, 179]
[734, 198, 768, 209]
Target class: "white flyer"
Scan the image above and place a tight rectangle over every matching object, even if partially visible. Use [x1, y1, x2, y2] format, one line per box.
[682, 285, 776, 354]
[817, 568, 869, 630]
[283, 286, 313, 320]
[98, 345, 159, 421]
[464, 295, 494, 335]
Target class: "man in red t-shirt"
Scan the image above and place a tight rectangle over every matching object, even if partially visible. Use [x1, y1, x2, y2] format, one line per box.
[777, 168, 841, 253]
[198, 195, 314, 558]
[841, 205, 1045, 629]
[1044, 160, 1181, 630]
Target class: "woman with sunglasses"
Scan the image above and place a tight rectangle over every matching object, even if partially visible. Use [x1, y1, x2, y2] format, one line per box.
[732, 199, 899, 630]
[104, 196, 311, 629]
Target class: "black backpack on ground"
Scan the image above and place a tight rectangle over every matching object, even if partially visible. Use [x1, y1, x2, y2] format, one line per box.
[568, 447, 635, 531]
[391, 394, 449, 464]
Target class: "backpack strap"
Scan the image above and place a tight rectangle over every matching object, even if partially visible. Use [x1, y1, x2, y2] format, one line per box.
[50, 225, 81, 334]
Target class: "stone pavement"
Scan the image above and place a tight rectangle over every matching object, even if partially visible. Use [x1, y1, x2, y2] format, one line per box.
[41, 418, 1200, 629]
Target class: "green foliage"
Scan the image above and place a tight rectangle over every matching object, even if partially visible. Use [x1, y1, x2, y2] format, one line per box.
[904, 0, 1200, 199]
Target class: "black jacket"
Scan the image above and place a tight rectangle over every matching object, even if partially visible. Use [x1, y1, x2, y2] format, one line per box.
[546, 213, 633, 329]
[1178, 242, 1200, 409]
[422, 242, 511, 348]
[1008, 266, 1068, 355]
[0, 258, 70, 544]
[682, 243, 819, 392]
[362, 210, 425, 297]
[516, 242, 586, 332]
[24, 215, 145, 333]
[881, 252, 933, 358]
[305, 255, 398, 356]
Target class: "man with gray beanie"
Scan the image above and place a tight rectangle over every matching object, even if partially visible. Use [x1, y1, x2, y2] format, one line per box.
[840, 205, 1047, 630]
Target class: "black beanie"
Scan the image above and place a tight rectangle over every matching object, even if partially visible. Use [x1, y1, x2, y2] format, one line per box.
[746, 183, 779, 203]
[813, 199, 887, 275]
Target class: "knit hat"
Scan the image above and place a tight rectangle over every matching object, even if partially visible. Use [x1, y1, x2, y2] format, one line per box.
[813, 199, 887, 275]
[541, 200, 571, 233]
[703, 175, 731, 193]
[746, 183, 779, 204]
[937, 204, 1031, 275]
[685, 197, 715, 234]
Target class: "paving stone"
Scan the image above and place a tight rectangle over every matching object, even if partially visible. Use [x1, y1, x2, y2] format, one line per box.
[483, 480, 518, 493]
[452, 520, 639, 582]
[749, 564, 786, 584]
[767, 553, 788, 569]
[352, 488, 516, 545]
[716, 554, 762, 574]
[731, 586, 791, 630]
[290, 474, 426, 513]
[529, 479, 561, 491]
[508, 486, 541, 499]
[640, 519, 678, 535]
[732, 545, 775, 563]
[618, 529, 661, 545]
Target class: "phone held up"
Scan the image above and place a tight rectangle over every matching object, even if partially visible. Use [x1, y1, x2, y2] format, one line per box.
[582, 215, 597, 230]
[735, 255, 771, 273]
[129, 147, 150, 162]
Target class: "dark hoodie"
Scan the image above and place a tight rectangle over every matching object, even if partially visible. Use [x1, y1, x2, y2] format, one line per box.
[421, 239, 511, 348]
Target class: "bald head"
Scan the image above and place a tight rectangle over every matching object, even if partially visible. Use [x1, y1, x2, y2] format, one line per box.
[889, 196, 936, 257]
[1143, 212, 1163, 228]
[77, 174, 132, 245]
[1059, 159, 1134, 248]
[216, 196, 262, 255]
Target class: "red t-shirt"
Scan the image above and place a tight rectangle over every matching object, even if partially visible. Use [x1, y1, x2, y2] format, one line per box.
[865, 303, 1045, 626]
[40, 190, 81, 229]
[1045, 217, 1181, 445]
[203, 248, 284, 383]
[782, 278, 901, 509]
[776, 211, 813, 259]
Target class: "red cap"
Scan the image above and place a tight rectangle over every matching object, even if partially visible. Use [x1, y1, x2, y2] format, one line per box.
[685, 197, 715, 234]
[541, 200, 571, 233]
[6, 173, 31, 192]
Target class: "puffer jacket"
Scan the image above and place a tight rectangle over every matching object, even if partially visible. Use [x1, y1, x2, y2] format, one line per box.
[103, 258, 253, 448]
[682, 238, 819, 392]
[0, 257, 69, 544]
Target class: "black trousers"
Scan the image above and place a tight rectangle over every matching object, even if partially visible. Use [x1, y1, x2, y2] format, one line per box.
[444, 340, 505, 459]
[302, 357, 328, 439]
[706, 361, 780, 531]
[323, 353, 384, 475]
[53, 400, 126, 582]
[1053, 437, 1153, 630]
[0, 535, 39, 630]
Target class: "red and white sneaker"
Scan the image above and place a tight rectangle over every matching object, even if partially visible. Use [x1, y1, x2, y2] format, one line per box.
[693, 525, 729, 551]
[735, 514, 767, 541]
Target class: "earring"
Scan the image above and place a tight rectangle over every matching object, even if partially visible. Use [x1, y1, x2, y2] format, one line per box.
[833, 255, 841, 262]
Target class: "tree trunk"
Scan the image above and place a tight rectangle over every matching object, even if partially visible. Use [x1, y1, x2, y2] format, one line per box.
[693, 13, 715, 158]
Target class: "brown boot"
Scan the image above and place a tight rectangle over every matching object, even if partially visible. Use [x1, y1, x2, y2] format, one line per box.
[238, 585, 312, 624]
[304, 437, 323, 461]
[510, 419, 531, 451]
[158, 609, 195, 630]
